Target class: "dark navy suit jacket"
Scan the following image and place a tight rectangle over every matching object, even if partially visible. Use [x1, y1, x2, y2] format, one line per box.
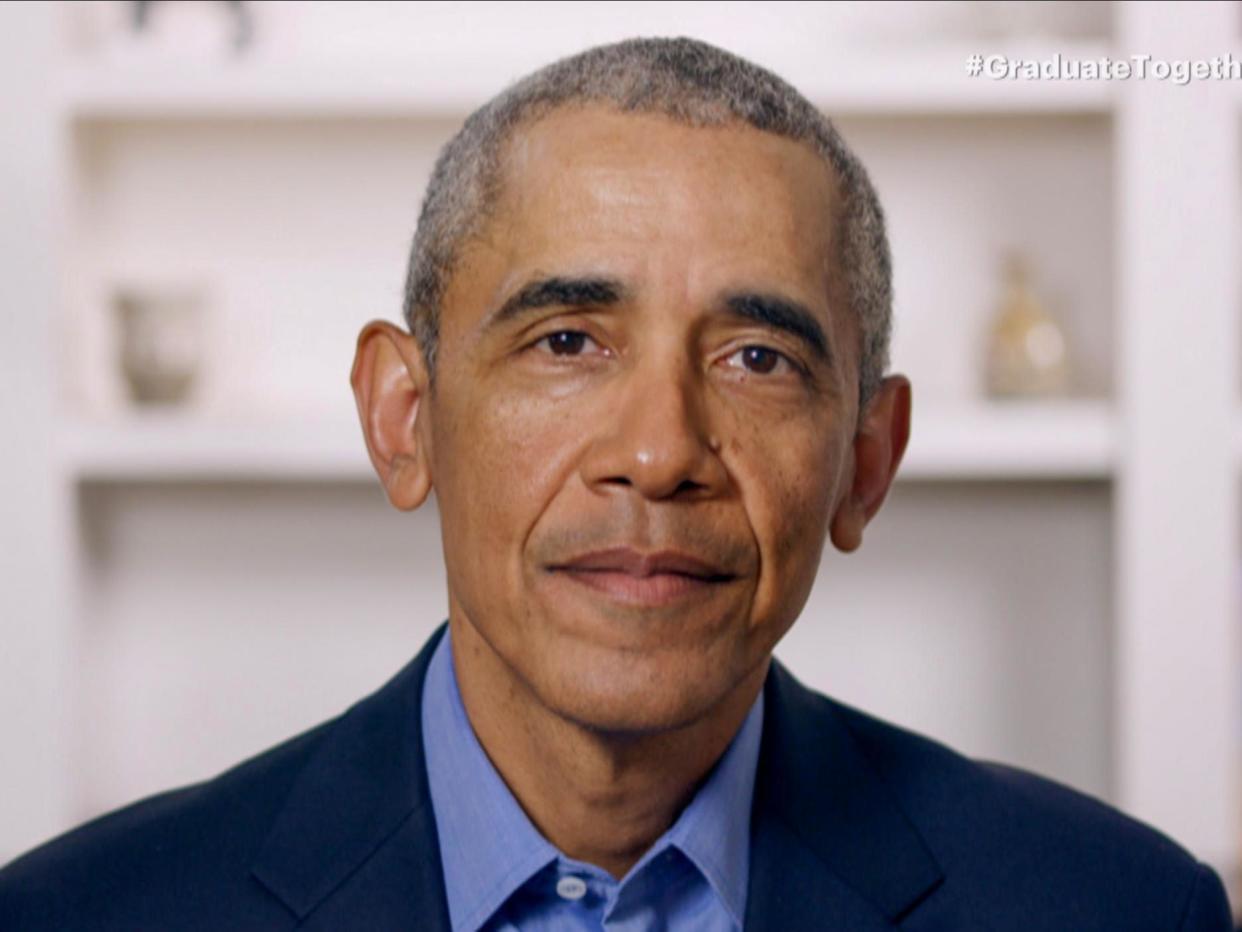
[0, 623, 1232, 930]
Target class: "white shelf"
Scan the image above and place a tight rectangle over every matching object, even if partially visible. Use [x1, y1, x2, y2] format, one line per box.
[56, 401, 1114, 484]
[60, 41, 1114, 121]
[901, 400, 1114, 480]
[57, 413, 372, 482]
[60, 58, 493, 120]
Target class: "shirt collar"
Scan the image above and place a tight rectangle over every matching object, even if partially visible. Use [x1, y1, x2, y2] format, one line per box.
[421, 625, 765, 932]
[661, 682, 763, 927]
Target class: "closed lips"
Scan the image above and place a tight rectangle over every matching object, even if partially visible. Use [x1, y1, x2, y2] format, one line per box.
[551, 548, 735, 581]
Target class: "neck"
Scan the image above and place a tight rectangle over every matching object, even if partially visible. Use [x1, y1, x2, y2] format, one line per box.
[449, 613, 767, 880]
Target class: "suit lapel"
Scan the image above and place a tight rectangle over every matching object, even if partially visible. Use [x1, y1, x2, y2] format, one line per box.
[745, 661, 945, 930]
[250, 624, 451, 930]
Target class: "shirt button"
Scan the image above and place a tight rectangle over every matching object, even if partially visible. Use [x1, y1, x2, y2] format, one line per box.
[556, 875, 588, 901]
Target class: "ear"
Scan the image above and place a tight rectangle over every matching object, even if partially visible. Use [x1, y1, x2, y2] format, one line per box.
[350, 319, 434, 511]
[829, 375, 912, 553]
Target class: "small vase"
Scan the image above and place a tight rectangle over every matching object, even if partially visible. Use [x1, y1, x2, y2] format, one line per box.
[984, 254, 1070, 399]
[115, 284, 205, 407]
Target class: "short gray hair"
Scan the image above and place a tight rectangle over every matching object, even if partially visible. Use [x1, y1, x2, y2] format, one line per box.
[403, 36, 892, 409]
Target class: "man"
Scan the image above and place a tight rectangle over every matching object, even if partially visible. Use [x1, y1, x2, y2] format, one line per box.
[0, 36, 1232, 931]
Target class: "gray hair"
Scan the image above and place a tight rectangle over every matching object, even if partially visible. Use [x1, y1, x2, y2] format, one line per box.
[403, 36, 892, 410]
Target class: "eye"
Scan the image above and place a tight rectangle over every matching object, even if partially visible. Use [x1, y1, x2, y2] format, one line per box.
[534, 330, 603, 357]
[724, 345, 797, 376]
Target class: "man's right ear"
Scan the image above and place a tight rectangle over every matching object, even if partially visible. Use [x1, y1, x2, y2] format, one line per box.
[350, 319, 434, 511]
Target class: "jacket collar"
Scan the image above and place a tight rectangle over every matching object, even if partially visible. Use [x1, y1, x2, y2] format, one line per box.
[250, 624, 452, 928]
[251, 623, 943, 929]
[744, 661, 944, 929]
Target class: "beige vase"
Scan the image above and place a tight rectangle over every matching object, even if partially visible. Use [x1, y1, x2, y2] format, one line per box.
[984, 254, 1070, 399]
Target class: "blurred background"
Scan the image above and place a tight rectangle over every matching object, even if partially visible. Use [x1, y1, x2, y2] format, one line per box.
[2, 0, 1239, 916]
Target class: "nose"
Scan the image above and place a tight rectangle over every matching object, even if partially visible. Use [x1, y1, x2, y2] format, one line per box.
[579, 355, 730, 501]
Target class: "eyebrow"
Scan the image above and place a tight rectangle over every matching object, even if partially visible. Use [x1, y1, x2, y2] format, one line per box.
[482, 276, 626, 333]
[723, 292, 832, 366]
[481, 275, 832, 368]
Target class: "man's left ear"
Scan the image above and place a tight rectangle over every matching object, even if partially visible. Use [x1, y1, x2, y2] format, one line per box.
[829, 374, 912, 553]
[350, 319, 435, 512]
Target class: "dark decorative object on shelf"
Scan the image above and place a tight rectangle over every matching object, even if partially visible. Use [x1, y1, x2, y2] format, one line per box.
[130, 1, 253, 55]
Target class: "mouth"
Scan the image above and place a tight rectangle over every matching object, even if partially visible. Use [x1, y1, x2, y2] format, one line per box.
[546, 547, 738, 608]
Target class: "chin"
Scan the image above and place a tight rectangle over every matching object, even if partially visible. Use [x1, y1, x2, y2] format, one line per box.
[535, 648, 738, 737]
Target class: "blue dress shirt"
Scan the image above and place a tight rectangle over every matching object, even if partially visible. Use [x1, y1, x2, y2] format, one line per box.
[421, 626, 765, 932]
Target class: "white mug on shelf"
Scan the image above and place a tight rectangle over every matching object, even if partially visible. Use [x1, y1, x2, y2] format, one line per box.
[113, 282, 207, 407]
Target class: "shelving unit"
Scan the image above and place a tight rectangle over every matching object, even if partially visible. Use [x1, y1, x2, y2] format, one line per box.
[59, 39, 1116, 119]
[56, 414, 372, 482]
[55, 401, 1117, 484]
[4, 1, 1238, 908]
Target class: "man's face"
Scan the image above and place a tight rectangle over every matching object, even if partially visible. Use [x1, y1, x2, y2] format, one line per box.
[425, 106, 860, 734]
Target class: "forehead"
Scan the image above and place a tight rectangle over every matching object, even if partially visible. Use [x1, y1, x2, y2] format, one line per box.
[501, 106, 834, 253]
[445, 104, 847, 344]
[499, 104, 834, 199]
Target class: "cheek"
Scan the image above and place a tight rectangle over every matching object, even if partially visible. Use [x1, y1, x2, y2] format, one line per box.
[735, 418, 841, 627]
[433, 378, 583, 584]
